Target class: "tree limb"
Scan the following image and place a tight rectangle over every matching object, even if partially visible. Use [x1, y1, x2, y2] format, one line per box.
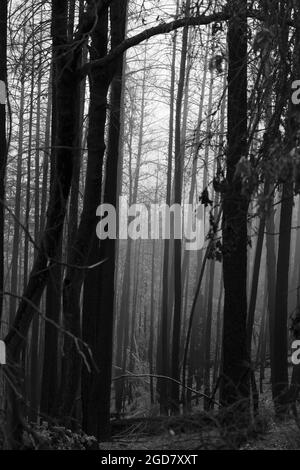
[80, 11, 230, 76]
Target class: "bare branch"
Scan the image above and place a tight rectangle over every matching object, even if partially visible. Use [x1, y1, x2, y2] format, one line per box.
[3, 292, 99, 374]
[112, 373, 222, 407]
[80, 11, 230, 76]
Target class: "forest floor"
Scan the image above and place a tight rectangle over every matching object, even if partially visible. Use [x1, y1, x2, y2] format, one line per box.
[3, 370, 298, 450]
[241, 419, 300, 450]
[100, 415, 300, 451]
[101, 371, 300, 451]
[2, 399, 299, 450]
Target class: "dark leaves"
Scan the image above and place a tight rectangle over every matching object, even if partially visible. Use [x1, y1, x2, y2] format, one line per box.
[199, 188, 213, 208]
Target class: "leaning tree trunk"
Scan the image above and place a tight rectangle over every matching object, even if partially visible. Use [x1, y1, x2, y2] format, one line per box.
[4, 1, 81, 447]
[5, 0, 80, 361]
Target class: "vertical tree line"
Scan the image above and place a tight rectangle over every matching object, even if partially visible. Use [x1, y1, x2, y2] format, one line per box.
[2, 0, 300, 449]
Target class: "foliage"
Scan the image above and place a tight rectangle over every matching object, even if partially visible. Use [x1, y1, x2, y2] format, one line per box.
[21, 423, 99, 450]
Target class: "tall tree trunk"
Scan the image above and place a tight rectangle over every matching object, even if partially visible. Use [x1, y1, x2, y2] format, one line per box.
[25, 26, 39, 420]
[213, 278, 223, 388]
[9, 60, 25, 325]
[114, 52, 145, 413]
[272, 185, 293, 410]
[5, 1, 81, 446]
[171, 0, 190, 413]
[181, 36, 209, 286]
[157, 24, 177, 416]
[0, 0, 7, 322]
[128, 58, 147, 377]
[273, 1, 299, 411]
[246, 191, 267, 355]
[149, 239, 157, 405]
[39, 75, 52, 236]
[199, 53, 215, 411]
[40, 66, 59, 419]
[40, 242, 62, 417]
[220, 0, 250, 423]
[81, 0, 128, 439]
[59, 8, 108, 421]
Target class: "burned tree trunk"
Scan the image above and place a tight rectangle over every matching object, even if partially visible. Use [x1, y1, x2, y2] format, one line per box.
[220, 0, 250, 423]
[81, 0, 128, 438]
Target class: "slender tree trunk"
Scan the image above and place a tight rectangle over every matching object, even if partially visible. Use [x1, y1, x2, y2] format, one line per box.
[213, 278, 223, 388]
[246, 192, 267, 355]
[272, 1, 299, 412]
[181, 36, 209, 287]
[158, 24, 177, 416]
[9, 63, 25, 325]
[128, 59, 147, 377]
[256, 276, 268, 394]
[203, 260, 216, 410]
[39, 76, 52, 236]
[0, 0, 7, 322]
[149, 239, 156, 405]
[272, 185, 293, 410]
[25, 29, 40, 420]
[171, 0, 190, 413]
[114, 52, 145, 413]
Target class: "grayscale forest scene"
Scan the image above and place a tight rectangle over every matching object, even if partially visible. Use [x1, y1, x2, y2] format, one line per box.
[0, 0, 300, 453]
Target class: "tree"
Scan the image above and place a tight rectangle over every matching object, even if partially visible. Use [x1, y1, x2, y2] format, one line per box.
[273, 0, 299, 413]
[0, 0, 7, 323]
[219, 0, 250, 424]
[171, 0, 190, 413]
[81, 0, 128, 439]
[5, 0, 300, 448]
[157, 27, 177, 415]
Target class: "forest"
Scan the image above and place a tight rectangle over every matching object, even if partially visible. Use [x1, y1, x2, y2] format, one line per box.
[0, 0, 300, 453]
